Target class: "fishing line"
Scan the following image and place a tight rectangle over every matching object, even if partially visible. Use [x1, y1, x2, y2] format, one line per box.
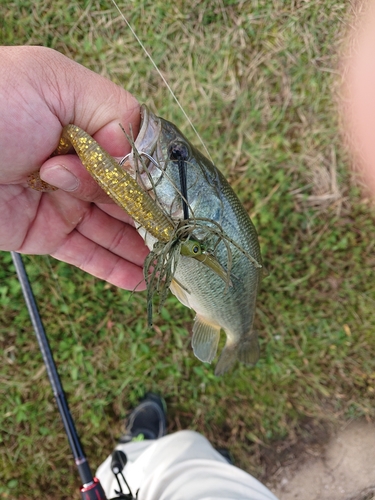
[109, 0, 214, 164]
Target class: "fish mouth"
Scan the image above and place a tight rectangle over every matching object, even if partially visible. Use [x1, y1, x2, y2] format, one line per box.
[135, 104, 162, 157]
[120, 104, 162, 177]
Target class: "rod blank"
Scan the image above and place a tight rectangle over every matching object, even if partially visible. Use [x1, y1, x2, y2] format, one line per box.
[11, 252, 94, 486]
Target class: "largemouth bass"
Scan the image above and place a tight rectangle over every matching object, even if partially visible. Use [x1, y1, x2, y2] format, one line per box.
[39, 105, 263, 375]
[122, 105, 263, 375]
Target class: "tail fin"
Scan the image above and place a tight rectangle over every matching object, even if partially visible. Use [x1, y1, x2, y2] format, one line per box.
[238, 333, 260, 366]
[214, 343, 238, 376]
[214, 333, 259, 376]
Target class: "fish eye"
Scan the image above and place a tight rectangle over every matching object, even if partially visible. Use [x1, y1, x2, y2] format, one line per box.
[168, 141, 190, 162]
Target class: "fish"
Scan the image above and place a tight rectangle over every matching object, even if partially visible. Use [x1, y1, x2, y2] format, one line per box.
[36, 105, 263, 375]
[115, 105, 263, 375]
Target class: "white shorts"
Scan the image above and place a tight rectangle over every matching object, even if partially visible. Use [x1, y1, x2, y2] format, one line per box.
[96, 430, 279, 500]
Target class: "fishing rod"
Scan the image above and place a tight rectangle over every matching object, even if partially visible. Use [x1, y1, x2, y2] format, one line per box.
[11, 252, 135, 500]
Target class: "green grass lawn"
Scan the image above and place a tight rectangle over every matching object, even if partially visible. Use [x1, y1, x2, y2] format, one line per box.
[1, 0, 375, 498]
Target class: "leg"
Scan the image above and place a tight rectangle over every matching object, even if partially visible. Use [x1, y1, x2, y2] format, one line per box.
[96, 396, 279, 500]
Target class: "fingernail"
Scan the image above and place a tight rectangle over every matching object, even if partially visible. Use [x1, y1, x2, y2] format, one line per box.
[41, 165, 80, 192]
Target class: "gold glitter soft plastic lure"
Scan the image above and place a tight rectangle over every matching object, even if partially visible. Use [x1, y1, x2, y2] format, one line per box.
[62, 125, 175, 242]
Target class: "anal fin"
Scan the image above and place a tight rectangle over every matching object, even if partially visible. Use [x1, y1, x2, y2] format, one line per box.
[192, 316, 221, 363]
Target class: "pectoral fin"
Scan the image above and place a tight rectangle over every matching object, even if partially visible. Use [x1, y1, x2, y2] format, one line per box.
[192, 316, 221, 363]
[170, 279, 191, 309]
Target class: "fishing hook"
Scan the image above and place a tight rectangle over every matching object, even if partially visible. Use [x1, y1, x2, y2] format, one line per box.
[119, 151, 160, 169]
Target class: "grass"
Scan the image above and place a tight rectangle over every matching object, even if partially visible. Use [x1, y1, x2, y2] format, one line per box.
[1, 0, 375, 498]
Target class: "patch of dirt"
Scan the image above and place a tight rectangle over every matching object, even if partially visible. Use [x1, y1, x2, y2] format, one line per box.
[263, 419, 375, 500]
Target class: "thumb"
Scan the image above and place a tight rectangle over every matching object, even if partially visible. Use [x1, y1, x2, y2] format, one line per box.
[36, 47, 140, 196]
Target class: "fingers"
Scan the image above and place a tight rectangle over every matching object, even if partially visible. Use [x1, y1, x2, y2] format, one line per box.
[69, 205, 149, 290]
[0, 185, 41, 251]
[51, 230, 147, 291]
[52, 202, 148, 291]
[39, 155, 115, 204]
[13, 188, 149, 290]
[1, 46, 140, 177]
[35, 46, 141, 204]
[92, 116, 139, 157]
[75, 203, 149, 268]
[39, 155, 142, 227]
[44, 47, 141, 152]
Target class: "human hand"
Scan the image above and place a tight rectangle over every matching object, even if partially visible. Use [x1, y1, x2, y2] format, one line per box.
[0, 45, 148, 290]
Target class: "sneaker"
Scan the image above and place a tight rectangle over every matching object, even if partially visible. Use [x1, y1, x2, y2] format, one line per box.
[119, 393, 167, 443]
[216, 448, 234, 465]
